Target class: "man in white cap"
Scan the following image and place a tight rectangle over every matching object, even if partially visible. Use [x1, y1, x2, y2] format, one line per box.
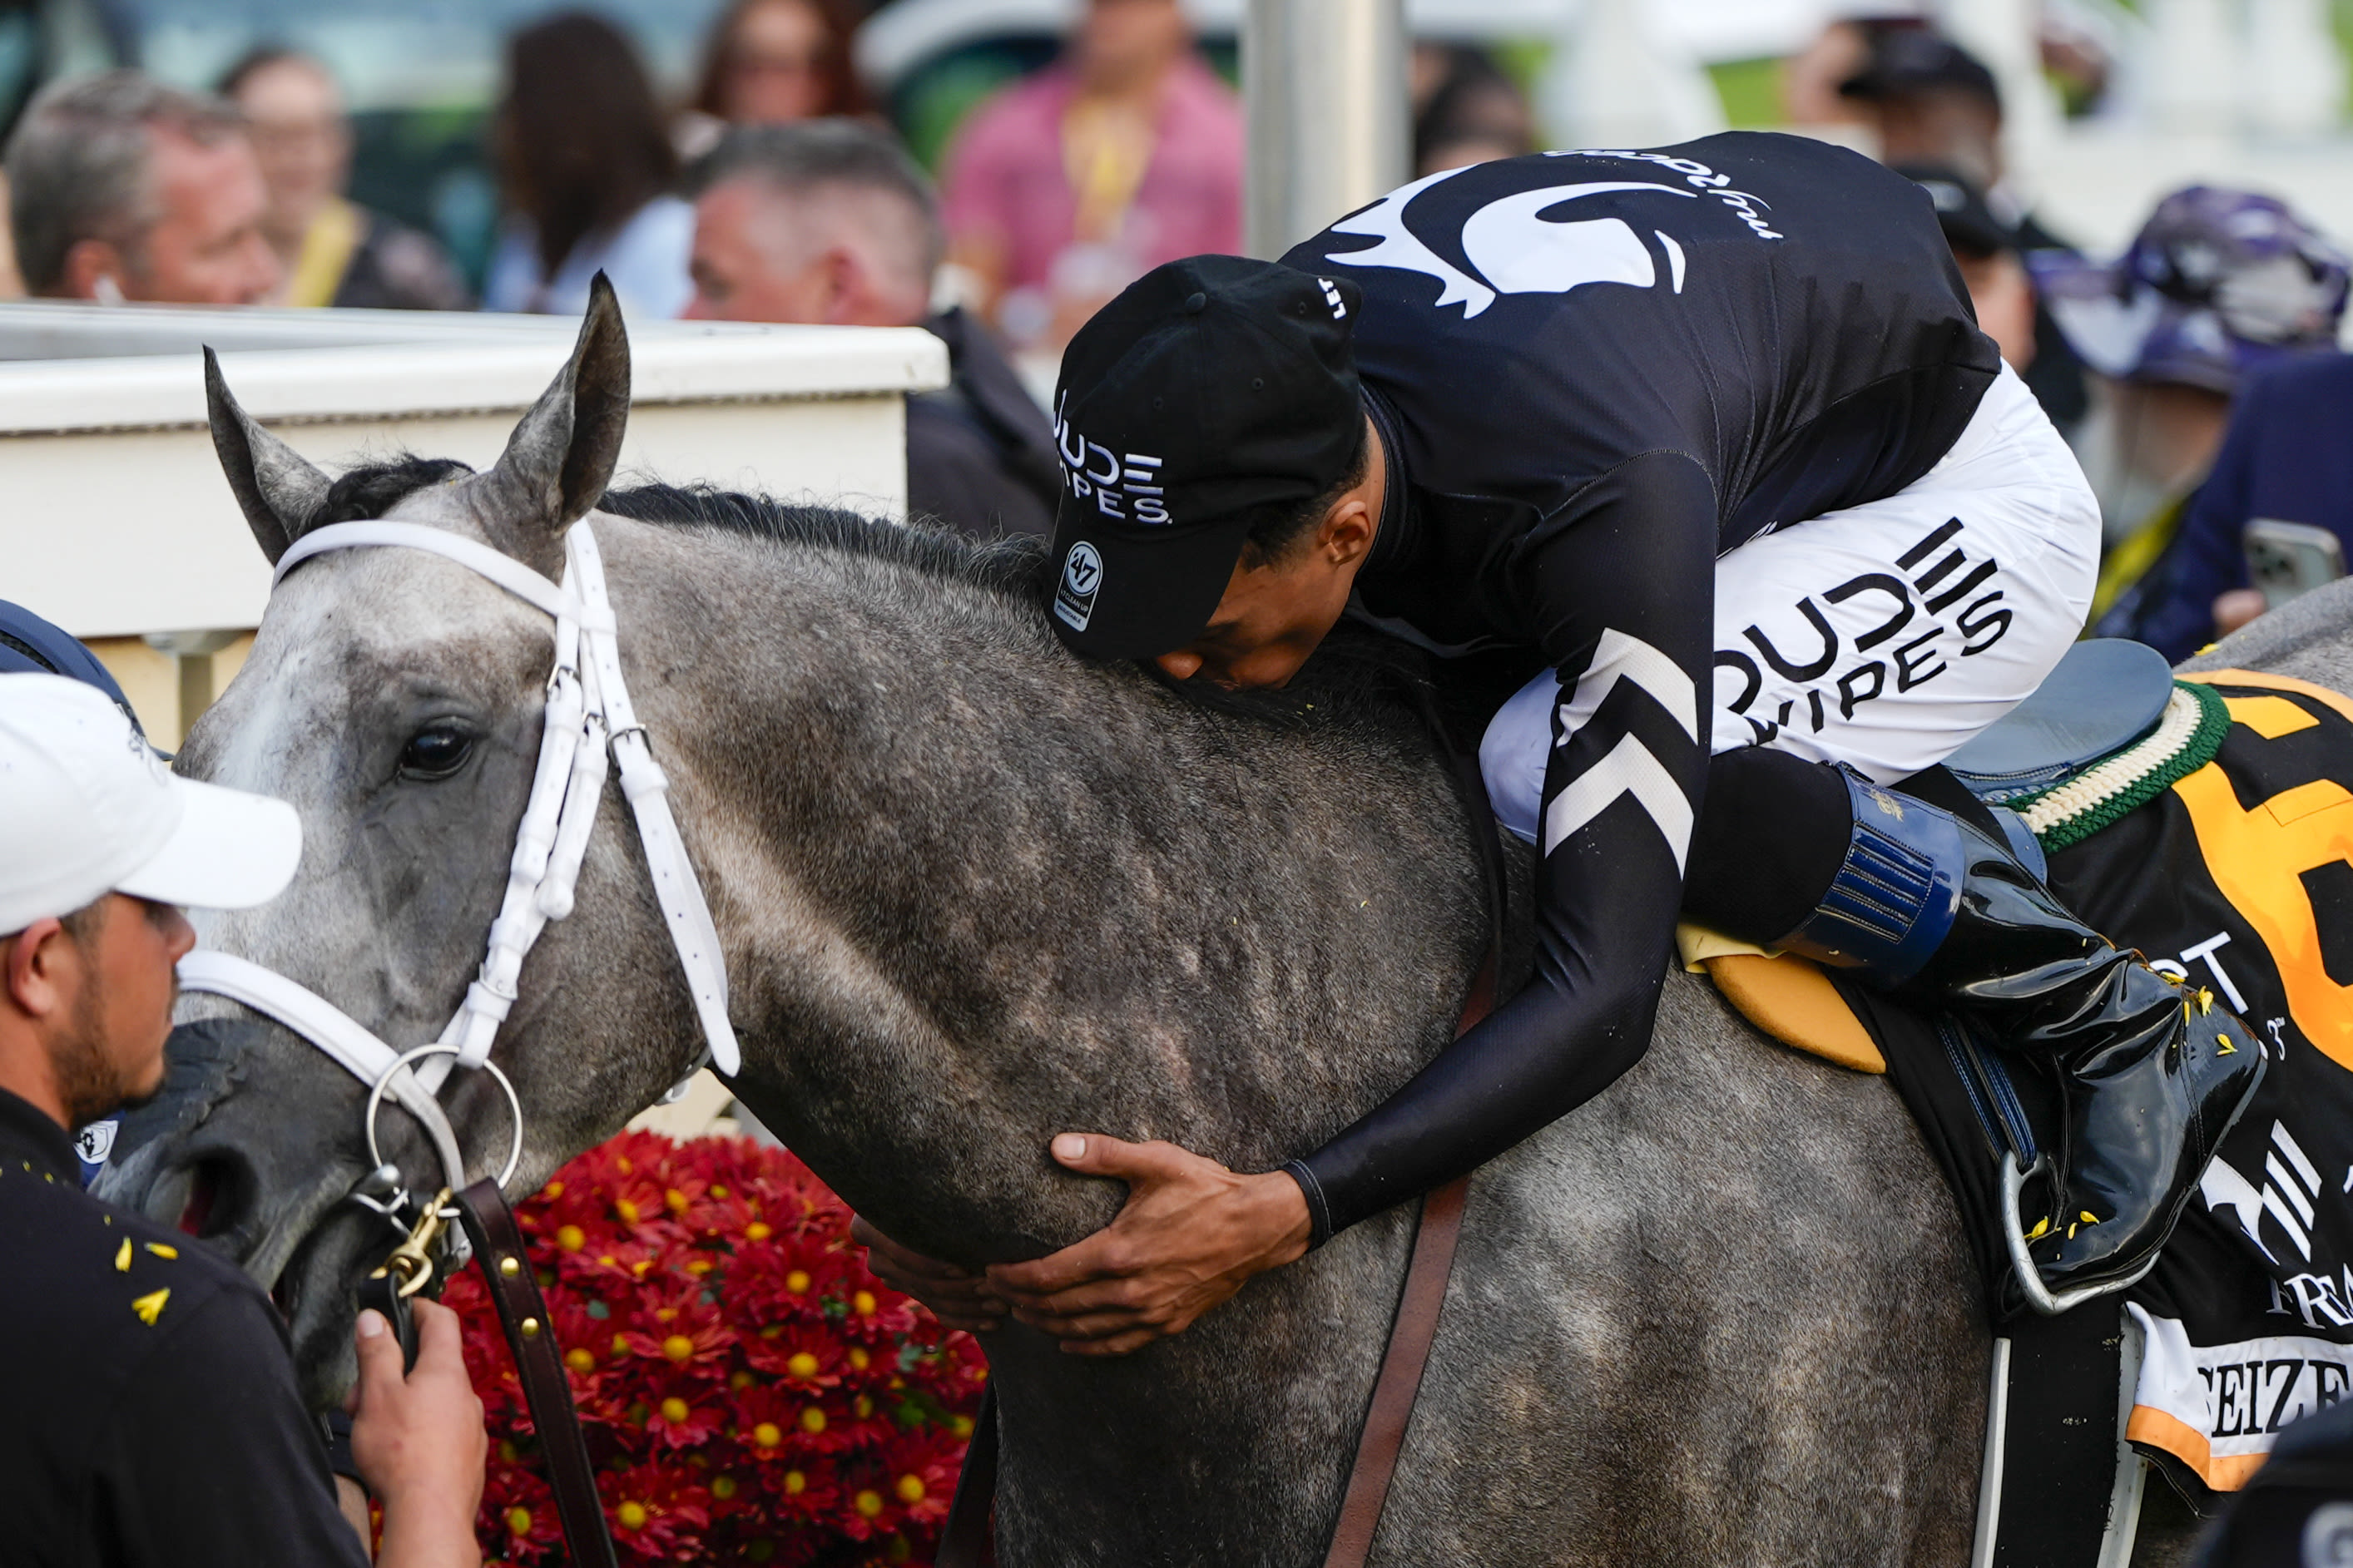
[0, 671, 488, 1568]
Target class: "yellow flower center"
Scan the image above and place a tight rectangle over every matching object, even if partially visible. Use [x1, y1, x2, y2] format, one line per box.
[949, 1415, 973, 1438]
[785, 1269, 810, 1293]
[710, 1185, 728, 1199]
[666, 1188, 690, 1214]
[616, 1156, 632, 1175]
[855, 1490, 884, 1519]
[615, 1199, 639, 1224]
[849, 1347, 870, 1371]
[731, 1370, 754, 1390]
[660, 1397, 690, 1424]
[506, 1506, 532, 1535]
[543, 1180, 564, 1198]
[498, 1440, 519, 1463]
[555, 1224, 585, 1252]
[786, 1351, 820, 1379]
[895, 1474, 926, 1504]
[711, 1476, 737, 1501]
[746, 1221, 773, 1242]
[662, 1333, 695, 1363]
[854, 1395, 874, 1418]
[853, 1290, 877, 1317]
[655, 1307, 676, 1323]
[783, 1470, 806, 1495]
[617, 1501, 647, 1531]
[686, 1259, 714, 1276]
[612, 1333, 630, 1354]
[565, 1348, 595, 1374]
[800, 1405, 826, 1434]
[753, 1422, 783, 1448]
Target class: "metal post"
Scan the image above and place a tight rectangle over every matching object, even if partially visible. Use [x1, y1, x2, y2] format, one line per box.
[1244, 0, 1408, 260]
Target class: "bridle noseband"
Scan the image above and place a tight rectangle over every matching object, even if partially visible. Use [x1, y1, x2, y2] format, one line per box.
[176, 516, 740, 1201]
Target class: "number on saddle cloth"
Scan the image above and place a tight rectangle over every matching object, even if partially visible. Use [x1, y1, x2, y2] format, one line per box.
[1821, 669, 2353, 1512]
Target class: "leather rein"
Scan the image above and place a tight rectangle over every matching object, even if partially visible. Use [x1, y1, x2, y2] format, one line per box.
[176, 516, 749, 1568]
[937, 680, 1505, 1568]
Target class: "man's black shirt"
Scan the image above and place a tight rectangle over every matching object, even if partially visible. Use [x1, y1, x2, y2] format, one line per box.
[0, 1086, 368, 1567]
[1272, 135, 2002, 1239]
[909, 307, 1060, 541]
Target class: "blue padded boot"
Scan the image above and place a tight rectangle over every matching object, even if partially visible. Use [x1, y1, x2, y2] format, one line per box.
[1776, 769, 2266, 1298]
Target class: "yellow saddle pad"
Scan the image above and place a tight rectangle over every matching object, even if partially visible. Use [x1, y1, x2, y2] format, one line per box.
[1677, 923, 1885, 1074]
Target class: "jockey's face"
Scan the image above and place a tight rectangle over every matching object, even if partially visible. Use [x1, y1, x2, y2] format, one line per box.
[1152, 419, 1385, 690]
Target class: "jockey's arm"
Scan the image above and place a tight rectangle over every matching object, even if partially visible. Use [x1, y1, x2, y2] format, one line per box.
[978, 453, 1719, 1351]
[1281, 452, 1716, 1239]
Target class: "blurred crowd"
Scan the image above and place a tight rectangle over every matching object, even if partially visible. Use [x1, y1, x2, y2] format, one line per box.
[0, 2, 2347, 656]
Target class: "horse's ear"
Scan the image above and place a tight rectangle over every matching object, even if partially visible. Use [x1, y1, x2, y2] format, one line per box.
[205, 347, 331, 566]
[480, 272, 631, 563]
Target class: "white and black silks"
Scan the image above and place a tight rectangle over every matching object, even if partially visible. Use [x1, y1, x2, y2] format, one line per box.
[1275, 134, 2095, 1244]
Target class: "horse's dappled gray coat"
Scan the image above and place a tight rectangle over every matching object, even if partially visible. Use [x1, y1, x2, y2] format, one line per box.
[102, 289, 2242, 1564]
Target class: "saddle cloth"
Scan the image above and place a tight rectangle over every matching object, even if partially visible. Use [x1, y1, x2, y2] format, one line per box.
[1695, 670, 2353, 1504]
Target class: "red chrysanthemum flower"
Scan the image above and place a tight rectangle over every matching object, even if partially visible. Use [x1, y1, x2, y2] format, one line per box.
[444, 1130, 983, 1565]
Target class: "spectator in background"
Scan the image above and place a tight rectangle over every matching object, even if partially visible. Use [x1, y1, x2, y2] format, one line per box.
[6, 72, 279, 305]
[941, 0, 1241, 359]
[2113, 351, 2353, 660]
[1837, 28, 2089, 437]
[1409, 43, 1535, 176]
[1781, 10, 1925, 134]
[685, 121, 1058, 540]
[2030, 186, 2350, 646]
[677, 0, 871, 161]
[218, 50, 469, 311]
[1897, 163, 2035, 371]
[483, 12, 692, 319]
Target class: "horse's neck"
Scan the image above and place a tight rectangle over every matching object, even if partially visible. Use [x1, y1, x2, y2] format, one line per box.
[612, 527, 1487, 1264]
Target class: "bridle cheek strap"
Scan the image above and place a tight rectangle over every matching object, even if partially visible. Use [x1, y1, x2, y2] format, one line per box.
[176, 948, 468, 1186]
[177, 516, 740, 1191]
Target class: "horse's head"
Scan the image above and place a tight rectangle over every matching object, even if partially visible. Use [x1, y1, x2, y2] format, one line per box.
[102, 280, 706, 1407]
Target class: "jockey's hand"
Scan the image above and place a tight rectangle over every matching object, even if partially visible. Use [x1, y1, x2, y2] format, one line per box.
[986, 1133, 1311, 1356]
[850, 1214, 1006, 1333]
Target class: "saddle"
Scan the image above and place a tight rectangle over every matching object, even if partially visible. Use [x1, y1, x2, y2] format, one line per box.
[1689, 639, 2180, 1079]
[1688, 642, 2182, 1566]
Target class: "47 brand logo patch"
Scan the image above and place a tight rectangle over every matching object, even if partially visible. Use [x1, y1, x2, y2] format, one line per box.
[1054, 542, 1104, 632]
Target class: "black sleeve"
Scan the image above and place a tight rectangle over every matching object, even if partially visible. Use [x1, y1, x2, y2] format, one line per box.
[89, 1288, 374, 1568]
[1285, 452, 1716, 1241]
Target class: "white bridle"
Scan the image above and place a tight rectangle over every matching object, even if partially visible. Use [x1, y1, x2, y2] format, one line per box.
[176, 517, 739, 1195]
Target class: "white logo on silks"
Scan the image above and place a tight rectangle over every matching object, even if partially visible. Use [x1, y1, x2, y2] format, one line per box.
[75, 1117, 117, 1169]
[1543, 629, 1698, 871]
[1319, 277, 1347, 319]
[1325, 151, 1784, 319]
[1055, 541, 1105, 632]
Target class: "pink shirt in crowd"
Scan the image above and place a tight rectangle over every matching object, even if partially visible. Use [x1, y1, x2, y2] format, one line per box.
[941, 56, 1244, 309]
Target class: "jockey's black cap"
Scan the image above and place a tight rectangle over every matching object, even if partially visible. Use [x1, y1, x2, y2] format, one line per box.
[1045, 255, 1363, 661]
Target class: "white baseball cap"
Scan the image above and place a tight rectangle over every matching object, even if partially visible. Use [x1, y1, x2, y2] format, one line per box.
[0, 672, 301, 933]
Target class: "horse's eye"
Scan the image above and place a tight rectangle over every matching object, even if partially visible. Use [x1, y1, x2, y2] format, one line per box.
[399, 723, 473, 781]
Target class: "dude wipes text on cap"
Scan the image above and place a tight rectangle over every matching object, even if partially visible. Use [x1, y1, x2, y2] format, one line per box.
[1047, 256, 1364, 661]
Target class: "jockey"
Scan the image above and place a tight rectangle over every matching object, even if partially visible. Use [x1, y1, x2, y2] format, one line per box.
[873, 134, 2265, 1351]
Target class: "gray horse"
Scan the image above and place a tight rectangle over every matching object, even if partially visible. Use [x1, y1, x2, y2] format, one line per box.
[107, 291, 2279, 1564]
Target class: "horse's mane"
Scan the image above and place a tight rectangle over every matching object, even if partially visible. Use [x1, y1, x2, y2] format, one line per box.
[307, 458, 1449, 737]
